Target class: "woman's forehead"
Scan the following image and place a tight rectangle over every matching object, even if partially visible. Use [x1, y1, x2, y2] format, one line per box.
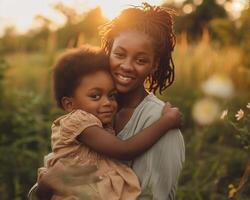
[112, 30, 155, 52]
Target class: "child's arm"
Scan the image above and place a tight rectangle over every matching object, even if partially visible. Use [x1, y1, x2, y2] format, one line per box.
[78, 103, 181, 160]
[34, 161, 101, 200]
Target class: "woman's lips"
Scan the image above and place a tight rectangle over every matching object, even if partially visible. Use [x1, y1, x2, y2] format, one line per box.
[116, 74, 134, 85]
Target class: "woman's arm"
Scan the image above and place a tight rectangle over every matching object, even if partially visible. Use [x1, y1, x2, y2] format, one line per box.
[78, 103, 181, 160]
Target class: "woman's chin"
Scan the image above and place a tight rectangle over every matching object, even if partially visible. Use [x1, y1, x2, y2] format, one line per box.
[115, 84, 132, 94]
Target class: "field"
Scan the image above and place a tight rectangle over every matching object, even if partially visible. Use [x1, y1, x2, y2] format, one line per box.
[0, 35, 249, 199]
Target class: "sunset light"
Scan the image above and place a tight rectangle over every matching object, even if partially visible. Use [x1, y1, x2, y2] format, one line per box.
[0, 0, 248, 35]
[86, 0, 164, 20]
[0, 0, 163, 35]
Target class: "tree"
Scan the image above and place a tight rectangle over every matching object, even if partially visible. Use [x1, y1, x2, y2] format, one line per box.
[173, 0, 228, 40]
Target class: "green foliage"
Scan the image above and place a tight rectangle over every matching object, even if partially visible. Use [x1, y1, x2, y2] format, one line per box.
[162, 89, 250, 199]
[239, 8, 250, 68]
[0, 89, 54, 199]
[0, 57, 8, 101]
[159, 40, 250, 199]
[56, 7, 107, 49]
[174, 0, 227, 40]
[224, 104, 250, 151]
[0, 5, 107, 54]
[209, 7, 250, 68]
[0, 55, 59, 199]
[209, 18, 237, 45]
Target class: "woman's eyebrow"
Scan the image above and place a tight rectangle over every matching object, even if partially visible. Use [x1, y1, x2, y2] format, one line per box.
[113, 46, 151, 57]
[113, 46, 126, 51]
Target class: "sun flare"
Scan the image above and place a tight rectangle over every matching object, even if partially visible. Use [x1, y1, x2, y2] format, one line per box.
[0, 0, 248, 35]
[87, 0, 164, 20]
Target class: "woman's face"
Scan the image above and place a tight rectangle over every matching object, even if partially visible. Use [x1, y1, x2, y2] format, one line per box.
[109, 30, 157, 94]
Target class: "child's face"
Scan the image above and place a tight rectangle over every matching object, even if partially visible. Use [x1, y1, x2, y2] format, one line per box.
[109, 30, 157, 94]
[72, 70, 117, 125]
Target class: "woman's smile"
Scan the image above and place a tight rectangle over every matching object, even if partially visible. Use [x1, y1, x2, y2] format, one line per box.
[115, 73, 135, 84]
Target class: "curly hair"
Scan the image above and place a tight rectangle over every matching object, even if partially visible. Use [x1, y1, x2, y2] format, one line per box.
[52, 46, 110, 109]
[99, 3, 176, 94]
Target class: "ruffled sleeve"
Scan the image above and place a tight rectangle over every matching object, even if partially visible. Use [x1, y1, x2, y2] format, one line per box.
[54, 110, 102, 145]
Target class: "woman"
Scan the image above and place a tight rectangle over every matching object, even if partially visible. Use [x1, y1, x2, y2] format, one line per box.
[30, 3, 185, 200]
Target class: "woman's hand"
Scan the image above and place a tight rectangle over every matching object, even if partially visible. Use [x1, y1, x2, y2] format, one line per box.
[161, 102, 182, 129]
[36, 160, 102, 199]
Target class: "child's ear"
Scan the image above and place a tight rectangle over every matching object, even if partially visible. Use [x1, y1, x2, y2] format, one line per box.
[61, 97, 74, 112]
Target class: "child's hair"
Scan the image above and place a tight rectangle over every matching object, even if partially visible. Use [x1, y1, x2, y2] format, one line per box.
[100, 3, 176, 94]
[53, 45, 110, 109]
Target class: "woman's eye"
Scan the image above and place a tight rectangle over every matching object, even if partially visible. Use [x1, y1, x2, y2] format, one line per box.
[114, 52, 125, 58]
[136, 58, 148, 65]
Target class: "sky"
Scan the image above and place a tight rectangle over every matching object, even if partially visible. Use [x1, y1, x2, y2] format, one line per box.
[0, 0, 248, 36]
[0, 0, 164, 35]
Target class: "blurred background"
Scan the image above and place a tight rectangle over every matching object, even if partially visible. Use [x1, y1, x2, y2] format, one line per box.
[0, 0, 249, 199]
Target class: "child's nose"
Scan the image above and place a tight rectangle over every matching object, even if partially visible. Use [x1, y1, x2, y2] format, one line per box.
[102, 97, 112, 106]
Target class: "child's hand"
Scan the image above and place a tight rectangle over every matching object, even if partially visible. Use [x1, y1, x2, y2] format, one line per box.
[161, 102, 182, 129]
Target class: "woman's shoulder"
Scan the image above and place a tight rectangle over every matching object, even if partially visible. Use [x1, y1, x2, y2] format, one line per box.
[129, 94, 165, 125]
[140, 93, 165, 113]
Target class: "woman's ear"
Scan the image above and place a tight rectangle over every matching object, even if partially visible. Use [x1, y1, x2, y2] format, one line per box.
[151, 59, 159, 74]
[61, 97, 74, 112]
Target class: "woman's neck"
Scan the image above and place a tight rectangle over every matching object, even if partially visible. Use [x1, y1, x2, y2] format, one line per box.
[118, 88, 148, 110]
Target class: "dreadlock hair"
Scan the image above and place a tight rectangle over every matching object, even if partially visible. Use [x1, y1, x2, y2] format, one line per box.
[52, 45, 110, 109]
[100, 2, 176, 94]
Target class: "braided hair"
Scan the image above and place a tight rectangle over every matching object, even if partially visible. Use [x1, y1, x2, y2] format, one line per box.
[100, 2, 176, 94]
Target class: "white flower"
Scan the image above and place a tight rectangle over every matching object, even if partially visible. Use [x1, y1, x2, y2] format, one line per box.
[192, 98, 220, 125]
[201, 74, 234, 99]
[235, 109, 244, 121]
[247, 103, 250, 109]
[220, 109, 228, 120]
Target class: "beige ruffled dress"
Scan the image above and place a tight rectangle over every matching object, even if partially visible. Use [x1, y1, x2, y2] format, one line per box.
[38, 109, 141, 200]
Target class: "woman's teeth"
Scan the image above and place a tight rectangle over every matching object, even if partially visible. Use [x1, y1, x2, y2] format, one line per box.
[118, 75, 132, 81]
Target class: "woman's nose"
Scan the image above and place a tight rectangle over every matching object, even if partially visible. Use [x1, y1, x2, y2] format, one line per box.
[120, 59, 133, 71]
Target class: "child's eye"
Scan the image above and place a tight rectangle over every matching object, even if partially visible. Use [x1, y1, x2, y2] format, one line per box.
[109, 92, 117, 100]
[89, 94, 101, 100]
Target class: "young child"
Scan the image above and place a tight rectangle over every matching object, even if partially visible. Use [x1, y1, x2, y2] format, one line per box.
[37, 46, 181, 200]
